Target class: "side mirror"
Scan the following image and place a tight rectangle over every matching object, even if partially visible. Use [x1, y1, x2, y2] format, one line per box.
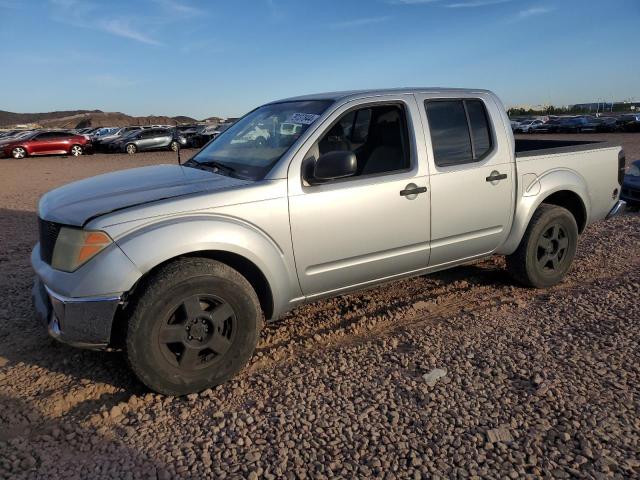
[312, 151, 357, 183]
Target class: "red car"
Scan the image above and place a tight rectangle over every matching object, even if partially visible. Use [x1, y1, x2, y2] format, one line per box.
[2, 131, 92, 159]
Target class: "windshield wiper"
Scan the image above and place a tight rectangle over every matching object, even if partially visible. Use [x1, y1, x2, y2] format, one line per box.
[185, 159, 236, 176]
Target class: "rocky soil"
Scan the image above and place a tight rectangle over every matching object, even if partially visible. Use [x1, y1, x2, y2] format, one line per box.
[0, 134, 639, 479]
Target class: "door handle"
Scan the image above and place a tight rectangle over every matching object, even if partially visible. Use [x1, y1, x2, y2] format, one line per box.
[486, 171, 507, 182]
[400, 186, 427, 197]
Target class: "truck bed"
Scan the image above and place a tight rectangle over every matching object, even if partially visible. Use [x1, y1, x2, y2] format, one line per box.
[515, 139, 616, 158]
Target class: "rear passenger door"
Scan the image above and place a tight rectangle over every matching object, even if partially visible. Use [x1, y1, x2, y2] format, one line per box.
[415, 94, 515, 268]
[49, 132, 72, 153]
[137, 130, 156, 150]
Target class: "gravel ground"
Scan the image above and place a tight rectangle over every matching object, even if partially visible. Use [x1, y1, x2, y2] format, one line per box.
[0, 135, 639, 479]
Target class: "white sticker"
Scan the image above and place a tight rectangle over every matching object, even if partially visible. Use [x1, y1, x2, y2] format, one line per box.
[286, 113, 320, 125]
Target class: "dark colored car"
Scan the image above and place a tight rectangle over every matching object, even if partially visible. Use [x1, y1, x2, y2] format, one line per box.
[597, 117, 622, 132]
[531, 118, 562, 133]
[109, 128, 185, 154]
[618, 114, 640, 132]
[93, 126, 145, 152]
[176, 125, 206, 148]
[621, 160, 640, 209]
[2, 130, 92, 159]
[624, 120, 640, 133]
[580, 117, 621, 133]
[0, 129, 23, 139]
[557, 117, 590, 133]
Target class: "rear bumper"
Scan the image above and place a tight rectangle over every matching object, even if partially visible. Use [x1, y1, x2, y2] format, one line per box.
[32, 276, 121, 349]
[606, 200, 626, 219]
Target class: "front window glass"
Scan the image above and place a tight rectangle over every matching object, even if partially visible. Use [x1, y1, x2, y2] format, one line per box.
[189, 100, 332, 180]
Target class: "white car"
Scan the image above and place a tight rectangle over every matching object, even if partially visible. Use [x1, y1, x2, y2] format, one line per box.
[514, 119, 544, 133]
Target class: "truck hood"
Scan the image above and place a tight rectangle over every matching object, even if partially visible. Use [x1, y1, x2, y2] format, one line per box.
[39, 164, 250, 226]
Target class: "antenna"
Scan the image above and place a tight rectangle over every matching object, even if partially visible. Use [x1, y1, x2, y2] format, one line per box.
[176, 120, 181, 165]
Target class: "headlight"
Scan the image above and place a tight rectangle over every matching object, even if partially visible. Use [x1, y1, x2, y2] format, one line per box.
[628, 164, 640, 177]
[51, 228, 112, 272]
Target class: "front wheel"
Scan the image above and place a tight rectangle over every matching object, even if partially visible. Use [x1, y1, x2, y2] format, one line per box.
[12, 147, 27, 159]
[169, 141, 179, 152]
[126, 143, 137, 155]
[70, 144, 83, 156]
[126, 258, 262, 395]
[506, 204, 578, 288]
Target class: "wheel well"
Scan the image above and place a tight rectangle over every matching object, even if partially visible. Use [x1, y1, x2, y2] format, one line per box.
[541, 190, 587, 233]
[110, 250, 274, 347]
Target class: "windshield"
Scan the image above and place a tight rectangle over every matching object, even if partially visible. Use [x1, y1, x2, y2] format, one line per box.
[189, 100, 332, 180]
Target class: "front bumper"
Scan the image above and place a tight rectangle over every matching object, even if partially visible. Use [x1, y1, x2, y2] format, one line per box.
[32, 276, 121, 349]
[606, 200, 626, 219]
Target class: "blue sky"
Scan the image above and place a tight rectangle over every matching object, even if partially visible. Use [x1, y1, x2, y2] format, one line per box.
[0, 0, 638, 118]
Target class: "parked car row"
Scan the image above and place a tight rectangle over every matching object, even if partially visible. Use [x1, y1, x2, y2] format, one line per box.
[91, 123, 232, 153]
[511, 114, 640, 134]
[0, 123, 233, 159]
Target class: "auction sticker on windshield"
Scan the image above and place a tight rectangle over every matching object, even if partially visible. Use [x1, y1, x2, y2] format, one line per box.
[286, 113, 320, 125]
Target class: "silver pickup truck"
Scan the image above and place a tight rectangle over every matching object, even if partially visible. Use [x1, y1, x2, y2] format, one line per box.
[32, 88, 626, 394]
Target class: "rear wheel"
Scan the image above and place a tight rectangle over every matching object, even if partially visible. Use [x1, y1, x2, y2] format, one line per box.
[70, 144, 83, 156]
[12, 147, 27, 159]
[126, 258, 262, 395]
[507, 204, 578, 288]
[126, 143, 137, 155]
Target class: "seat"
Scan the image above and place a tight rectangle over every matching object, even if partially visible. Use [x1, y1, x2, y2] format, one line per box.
[360, 119, 405, 175]
[318, 123, 351, 155]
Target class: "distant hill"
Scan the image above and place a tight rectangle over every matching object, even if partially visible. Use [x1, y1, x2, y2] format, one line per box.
[0, 109, 203, 128]
[0, 109, 102, 127]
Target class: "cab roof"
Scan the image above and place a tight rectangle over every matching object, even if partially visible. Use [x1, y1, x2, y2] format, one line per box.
[271, 87, 494, 104]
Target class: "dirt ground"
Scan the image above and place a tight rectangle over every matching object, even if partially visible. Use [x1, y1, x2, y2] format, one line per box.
[0, 134, 639, 479]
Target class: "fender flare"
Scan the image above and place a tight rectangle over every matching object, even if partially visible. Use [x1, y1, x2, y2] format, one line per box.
[113, 213, 301, 320]
[498, 168, 590, 255]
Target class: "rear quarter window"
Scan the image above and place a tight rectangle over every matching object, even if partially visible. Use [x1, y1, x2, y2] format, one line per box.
[465, 100, 492, 159]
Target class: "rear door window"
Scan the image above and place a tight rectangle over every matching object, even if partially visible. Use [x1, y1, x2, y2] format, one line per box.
[425, 99, 493, 167]
[425, 101, 472, 166]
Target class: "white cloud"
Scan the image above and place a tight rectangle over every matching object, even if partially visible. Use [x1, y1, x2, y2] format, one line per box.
[330, 16, 392, 29]
[387, 0, 441, 4]
[512, 6, 554, 20]
[98, 19, 162, 46]
[447, 0, 511, 8]
[49, 0, 203, 46]
[150, 0, 203, 18]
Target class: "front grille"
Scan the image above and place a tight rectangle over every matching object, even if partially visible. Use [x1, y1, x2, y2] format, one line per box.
[39, 218, 62, 264]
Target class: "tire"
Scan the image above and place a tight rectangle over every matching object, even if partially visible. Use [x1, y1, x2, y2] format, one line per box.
[70, 144, 83, 156]
[506, 204, 578, 288]
[12, 147, 27, 159]
[126, 258, 262, 395]
[126, 143, 137, 155]
[169, 141, 179, 152]
[255, 136, 267, 147]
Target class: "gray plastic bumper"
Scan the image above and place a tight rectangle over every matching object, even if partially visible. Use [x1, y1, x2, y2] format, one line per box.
[32, 276, 121, 349]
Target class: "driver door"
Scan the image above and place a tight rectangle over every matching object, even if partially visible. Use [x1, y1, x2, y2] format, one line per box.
[288, 96, 431, 298]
